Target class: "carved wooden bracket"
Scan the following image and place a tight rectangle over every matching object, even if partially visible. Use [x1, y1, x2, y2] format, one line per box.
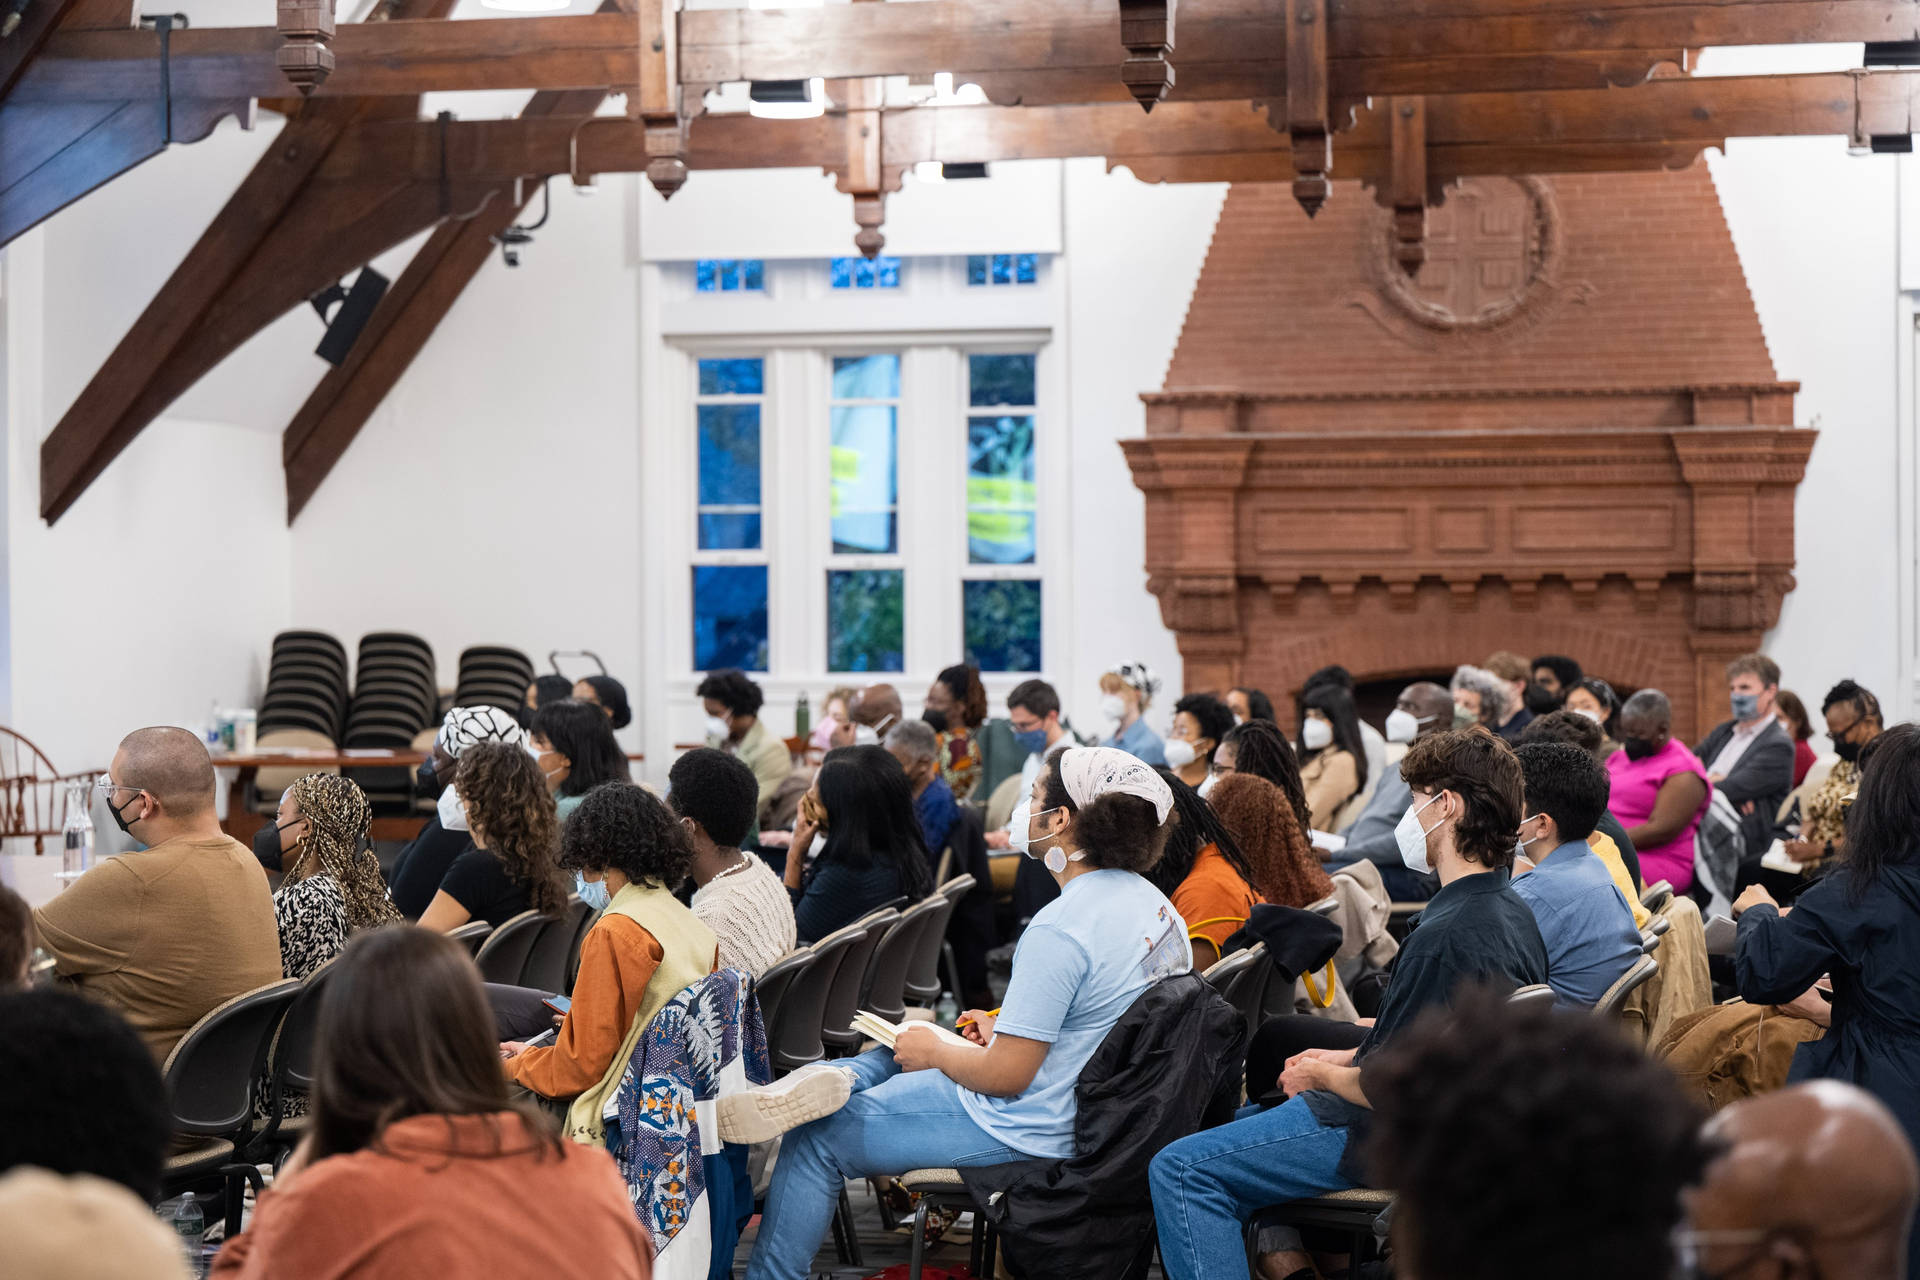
[637, 0, 687, 198]
[838, 69, 887, 257]
[1283, 0, 1329, 216]
[1117, 0, 1175, 113]
[1387, 95, 1426, 275]
[276, 0, 335, 94]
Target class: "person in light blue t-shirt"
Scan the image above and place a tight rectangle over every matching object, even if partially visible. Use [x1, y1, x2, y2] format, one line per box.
[722, 747, 1191, 1280]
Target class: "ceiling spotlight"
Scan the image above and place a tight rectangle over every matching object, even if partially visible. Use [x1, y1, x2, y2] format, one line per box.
[942, 162, 989, 180]
[494, 179, 551, 268]
[308, 267, 390, 366]
[749, 78, 826, 120]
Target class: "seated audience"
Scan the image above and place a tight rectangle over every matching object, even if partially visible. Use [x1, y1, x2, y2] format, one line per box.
[1098, 661, 1167, 766]
[1483, 649, 1536, 743]
[1328, 681, 1453, 901]
[1562, 675, 1621, 753]
[1208, 772, 1333, 910]
[0, 988, 169, 1200]
[1213, 718, 1314, 836]
[1685, 1081, 1920, 1280]
[699, 668, 791, 810]
[1, 1168, 192, 1280]
[0, 884, 30, 988]
[1301, 665, 1386, 799]
[533, 698, 631, 822]
[1511, 742, 1642, 1006]
[669, 749, 795, 977]
[810, 685, 856, 755]
[1146, 769, 1259, 963]
[504, 783, 717, 1143]
[985, 680, 1072, 850]
[784, 745, 933, 943]
[1450, 662, 1513, 733]
[1166, 692, 1234, 793]
[1226, 686, 1276, 725]
[725, 748, 1189, 1280]
[922, 664, 988, 797]
[214, 928, 651, 1278]
[1733, 721, 1920, 1271]
[1770, 679, 1882, 883]
[841, 683, 904, 750]
[1775, 687, 1820, 788]
[418, 742, 570, 932]
[265, 774, 400, 981]
[571, 673, 632, 730]
[1149, 728, 1547, 1280]
[1608, 689, 1711, 894]
[521, 673, 574, 727]
[885, 718, 960, 863]
[389, 705, 523, 920]
[1295, 681, 1368, 831]
[1519, 710, 1647, 917]
[35, 727, 280, 1061]
[1365, 990, 1711, 1280]
[1531, 654, 1584, 702]
[1697, 652, 1796, 865]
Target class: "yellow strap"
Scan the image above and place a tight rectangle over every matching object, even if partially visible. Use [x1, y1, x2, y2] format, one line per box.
[1186, 916, 1246, 938]
[1301, 959, 1338, 1009]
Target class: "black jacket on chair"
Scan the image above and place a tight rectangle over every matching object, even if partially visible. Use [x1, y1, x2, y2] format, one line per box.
[1694, 717, 1795, 860]
[962, 971, 1248, 1280]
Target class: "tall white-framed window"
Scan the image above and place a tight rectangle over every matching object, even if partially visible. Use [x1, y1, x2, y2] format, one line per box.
[962, 351, 1042, 672]
[825, 353, 906, 673]
[691, 355, 770, 671]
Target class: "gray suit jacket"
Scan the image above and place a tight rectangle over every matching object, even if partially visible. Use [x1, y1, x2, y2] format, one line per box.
[1694, 717, 1795, 859]
[1341, 765, 1412, 868]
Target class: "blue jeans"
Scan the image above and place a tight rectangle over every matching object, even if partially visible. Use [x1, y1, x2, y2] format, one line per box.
[744, 1050, 1025, 1280]
[1149, 1095, 1355, 1280]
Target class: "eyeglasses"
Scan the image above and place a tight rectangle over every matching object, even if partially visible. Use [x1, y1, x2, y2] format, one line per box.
[95, 773, 143, 798]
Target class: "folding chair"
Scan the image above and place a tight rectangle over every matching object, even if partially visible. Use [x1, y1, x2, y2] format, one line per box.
[819, 909, 899, 1054]
[472, 910, 549, 986]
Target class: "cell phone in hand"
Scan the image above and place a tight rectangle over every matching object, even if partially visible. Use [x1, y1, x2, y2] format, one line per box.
[523, 1027, 557, 1048]
[542, 994, 572, 1017]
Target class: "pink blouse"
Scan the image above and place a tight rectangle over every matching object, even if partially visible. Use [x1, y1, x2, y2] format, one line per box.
[1606, 736, 1711, 894]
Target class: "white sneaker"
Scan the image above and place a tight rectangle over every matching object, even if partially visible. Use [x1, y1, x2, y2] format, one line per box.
[717, 1063, 853, 1145]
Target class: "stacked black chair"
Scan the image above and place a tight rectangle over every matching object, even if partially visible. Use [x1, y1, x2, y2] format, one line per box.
[259, 631, 349, 739]
[346, 632, 437, 814]
[454, 646, 536, 716]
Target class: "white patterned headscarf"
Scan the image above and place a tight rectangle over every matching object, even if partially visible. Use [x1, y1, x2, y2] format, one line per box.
[438, 705, 524, 757]
[1107, 661, 1163, 707]
[1059, 746, 1173, 824]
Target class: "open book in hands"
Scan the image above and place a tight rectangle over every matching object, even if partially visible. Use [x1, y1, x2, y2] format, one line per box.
[850, 1011, 974, 1052]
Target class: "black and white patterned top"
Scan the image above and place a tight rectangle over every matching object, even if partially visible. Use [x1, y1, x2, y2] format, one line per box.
[274, 875, 350, 982]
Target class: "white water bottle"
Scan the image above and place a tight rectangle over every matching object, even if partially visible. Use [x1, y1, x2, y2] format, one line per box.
[168, 1194, 205, 1276]
[60, 778, 93, 884]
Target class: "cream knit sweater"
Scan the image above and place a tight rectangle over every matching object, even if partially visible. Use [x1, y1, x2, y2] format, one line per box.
[691, 854, 797, 978]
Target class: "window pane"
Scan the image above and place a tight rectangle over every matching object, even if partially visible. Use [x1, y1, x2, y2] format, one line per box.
[877, 257, 900, 288]
[969, 353, 1035, 407]
[830, 404, 898, 554]
[1016, 253, 1037, 284]
[696, 260, 717, 292]
[693, 565, 769, 672]
[967, 414, 1036, 565]
[991, 254, 1013, 285]
[698, 357, 764, 396]
[854, 257, 875, 288]
[964, 580, 1042, 672]
[697, 404, 761, 506]
[743, 259, 764, 290]
[827, 569, 904, 673]
[831, 258, 852, 289]
[697, 513, 762, 550]
[832, 354, 900, 400]
[719, 260, 740, 291]
[967, 255, 988, 286]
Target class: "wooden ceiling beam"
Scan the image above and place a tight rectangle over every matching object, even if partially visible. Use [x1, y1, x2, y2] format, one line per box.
[0, 0, 85, 104]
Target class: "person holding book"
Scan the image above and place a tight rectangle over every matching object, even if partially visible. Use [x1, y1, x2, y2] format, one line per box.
[721, 746, 1191, 1280]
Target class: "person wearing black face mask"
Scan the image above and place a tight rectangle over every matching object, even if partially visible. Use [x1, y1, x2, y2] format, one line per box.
[1607, 689, 1711, 895]
[1753, 680, 1883, 896]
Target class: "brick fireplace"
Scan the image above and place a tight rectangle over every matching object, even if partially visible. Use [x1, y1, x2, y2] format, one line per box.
[1124, 166, 1814, 741]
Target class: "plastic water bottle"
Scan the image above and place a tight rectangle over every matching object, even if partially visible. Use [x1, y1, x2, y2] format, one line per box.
[168, 1194, 205, 1276]
[795, 690, 811, 739]
[60, 778, 93, 884]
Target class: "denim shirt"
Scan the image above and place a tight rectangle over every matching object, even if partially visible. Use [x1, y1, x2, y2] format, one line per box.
[1510, 839, 1643, 1008]
[1103, 716, 1167, 767]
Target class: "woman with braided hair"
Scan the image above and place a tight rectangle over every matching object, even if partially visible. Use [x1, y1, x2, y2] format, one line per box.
[262, 774, 399, 982]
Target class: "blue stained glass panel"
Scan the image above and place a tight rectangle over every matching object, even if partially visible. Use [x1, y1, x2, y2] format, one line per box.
[693, 565, 769, 671]
[697, 357, 763, 396]
[991, 254, 1013, 285]
[697, 513, 762, 550]
[696, 404, 761, 506]
[743, 259, 764, 290]
[964, 580, 1042, 672]
[831, 258, 853, 289]
[696, 260, 718, 292]
[718, 260, 740, 291]
[832, 354, 900, 400]
[967, 414, 1036, 565]
[854, 257, 875, 288]
[1016, 253, 1037, 284]
[877, 257, 900, 288]
[967, 255, 988, 286]
[827, 570, 905, 673]
[968, 353, 1035, 407]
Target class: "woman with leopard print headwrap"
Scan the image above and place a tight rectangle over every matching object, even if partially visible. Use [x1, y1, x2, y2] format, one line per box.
[263, 773, 400, 981]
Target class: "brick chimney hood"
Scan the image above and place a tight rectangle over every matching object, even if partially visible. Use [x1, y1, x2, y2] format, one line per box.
[1125, 166, 1813, 741]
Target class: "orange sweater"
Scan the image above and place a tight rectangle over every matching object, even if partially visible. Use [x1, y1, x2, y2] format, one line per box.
[508, 915, 716, 1100]
[212, 1112, 650, 1279]
[1173, 843, 1260, 948]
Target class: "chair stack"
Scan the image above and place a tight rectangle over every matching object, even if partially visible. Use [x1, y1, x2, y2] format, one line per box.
[345, 633, 438, 814]
[453, 646, 535, 716]
[259, 631, 349, 740]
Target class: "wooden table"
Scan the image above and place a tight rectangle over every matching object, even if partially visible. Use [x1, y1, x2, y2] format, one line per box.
[211, 749, 429, 842]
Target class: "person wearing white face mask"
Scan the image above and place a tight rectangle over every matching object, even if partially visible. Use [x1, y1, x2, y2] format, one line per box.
[1295, 684, 1367, 833]
[1324, 683, 1453, 900]
[723, 747, 1190, 1280]
[417, 742, 571, 935]
[1149, 726, 1548, 1280]
[1098, 662, 1167, 766]
[698, 668, 792, 812]
[1165, 693, 1233, 793]
[390, 705, 524, 919]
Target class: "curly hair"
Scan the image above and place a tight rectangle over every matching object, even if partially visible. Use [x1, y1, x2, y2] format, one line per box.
[1450, 664, 1513, 726]
[667, 747, 760, 850]
[1173, 693, 1235, 762]
[1146, 767, 1255, 899]
[1364, 988, 1711, 1280]
[287, 773, 399, 932]
[1398, 726, 1523, 868]
[1220, 719, 1313, 834]
[1822, 678, 1882, 725]
[453, 742, 568, 918]
[697, 668, 765, 718]
[1207, 772, 1332, 908]
[560, 782, 695, 890]
[934, 664, 989, 730]
[1039, 755, 1170, 874]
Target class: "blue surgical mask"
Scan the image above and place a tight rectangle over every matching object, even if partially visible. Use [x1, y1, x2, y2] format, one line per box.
[1731, 692, 1761, 721]
[1012, 727, 1048, 756]
[577, 874, 610, 912]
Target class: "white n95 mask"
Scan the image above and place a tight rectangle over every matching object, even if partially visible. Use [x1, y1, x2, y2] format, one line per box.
[1302, 718, 1334, 751]
[1163, 738, 1197, 769]
[1394, 792, 1444, 873]
[438, 785, 470, 832]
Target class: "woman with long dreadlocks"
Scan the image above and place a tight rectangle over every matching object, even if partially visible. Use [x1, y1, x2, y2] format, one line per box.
[263, 774, 400, 982]
[1148, 767, 1262, 967]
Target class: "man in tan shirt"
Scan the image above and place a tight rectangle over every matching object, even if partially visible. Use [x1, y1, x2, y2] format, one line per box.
[35, 727, 282, 1063]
